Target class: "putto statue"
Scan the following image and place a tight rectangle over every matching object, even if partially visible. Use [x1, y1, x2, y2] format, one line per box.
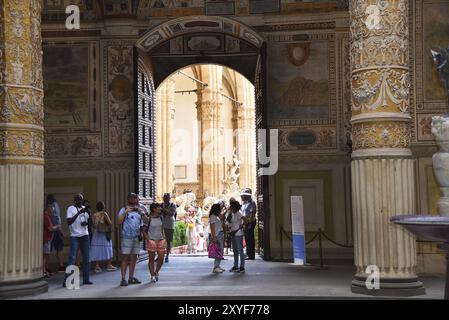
[431, 45, 449, 216]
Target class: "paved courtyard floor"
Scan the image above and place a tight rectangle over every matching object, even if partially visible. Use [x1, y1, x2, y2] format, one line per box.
[22, 256, 446, 300]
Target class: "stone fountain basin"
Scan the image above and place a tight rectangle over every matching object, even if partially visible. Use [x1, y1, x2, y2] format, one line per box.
[391, 215, 449, 242]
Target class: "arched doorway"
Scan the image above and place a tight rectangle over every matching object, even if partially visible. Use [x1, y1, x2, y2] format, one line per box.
[133, 16, 271, 260]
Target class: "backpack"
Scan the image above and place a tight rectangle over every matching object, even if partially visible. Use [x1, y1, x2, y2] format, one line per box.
[148, 215, 164, 227]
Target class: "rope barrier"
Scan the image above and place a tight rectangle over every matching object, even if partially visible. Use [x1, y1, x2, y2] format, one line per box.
[279, 226, 354, 268]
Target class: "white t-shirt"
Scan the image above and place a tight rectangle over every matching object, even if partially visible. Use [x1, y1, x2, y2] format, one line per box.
[209, 214, 223, 234]
[67, 205, 89, 237]
[228, 211, 244, 237]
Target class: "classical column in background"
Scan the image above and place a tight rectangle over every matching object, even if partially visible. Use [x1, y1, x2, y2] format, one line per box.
[195, 65, 223, 198]
[156, 77, 175, 201]
[349, 0, 424, 296]
[235, 77, 257, 194]
[0, 0, 47, 298]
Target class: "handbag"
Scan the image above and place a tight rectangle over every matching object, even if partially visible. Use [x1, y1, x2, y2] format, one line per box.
[208, 242, 224, 260]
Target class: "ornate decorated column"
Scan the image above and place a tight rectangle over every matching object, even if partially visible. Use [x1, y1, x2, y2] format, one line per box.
[196, 65, 223, 198]
[349, 0, 424, 296]
[156, 77, 175, 201]
[0, 0, 47, 298]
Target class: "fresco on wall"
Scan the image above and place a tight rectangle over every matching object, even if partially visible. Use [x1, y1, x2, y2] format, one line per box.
[105, 45, 134, 155]
[43, 45, 89, 128]
[45, 135, 101, 158]
[424, 2, 449, 101]
[268, 41, 329, 120]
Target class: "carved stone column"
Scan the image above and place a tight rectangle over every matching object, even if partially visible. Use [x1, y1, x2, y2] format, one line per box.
[349, 0, 425, 296]
[156, 78, 175, 201]
[0, 0, 47, 298]
[235, 95, 256, 194]
[196, 66, 223, 197]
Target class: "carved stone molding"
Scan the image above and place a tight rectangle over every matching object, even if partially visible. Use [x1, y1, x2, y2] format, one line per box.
[44, 158, 134, 173]
[352, 121, 410, 150]
[279, 153, 350, 165]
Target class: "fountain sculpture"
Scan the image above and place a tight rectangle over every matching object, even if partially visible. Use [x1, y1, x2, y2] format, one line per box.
[391, 46, 449, 300]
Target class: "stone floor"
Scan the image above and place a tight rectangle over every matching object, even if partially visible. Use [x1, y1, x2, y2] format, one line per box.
[21, 256, 446, 300]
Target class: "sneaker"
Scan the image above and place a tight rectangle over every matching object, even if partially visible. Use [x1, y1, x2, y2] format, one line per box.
[165, 256, 169, 263]
[218, 266, 225, 272]
[83, 280, 93, 285]
[58, 266, 66, 273]
[151, 276, 157, 283]
[155, 273, 159, 281]
[239, 267, 245, 273]
[213, 267, 224, 274]
[120, 279, 128, 287]
[106, 265, 117, 272]
[229, 267, 239, 273]
[129, 277, 142, 284]
[94, 267, 102, 273]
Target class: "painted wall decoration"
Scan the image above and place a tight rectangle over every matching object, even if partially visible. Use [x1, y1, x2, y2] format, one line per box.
[279, 126, 336, 150]
[423, 2, 449, 102]
[44, 0, 85, 10]
[185, 34, 224, 53]
[249, 0, 280, 14]
[45, 134, 101, 158]
[103, 0, 133, 15]
[43, 0, 96, 20]
[43, 45, 89, 128]
[104, 44, 134, 155]
[268, 41, 330, 120]
[417, 114, 438, 141]
[205, 1, 235, 15]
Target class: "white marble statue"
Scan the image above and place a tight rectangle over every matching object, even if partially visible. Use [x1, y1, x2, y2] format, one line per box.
[222, 147, 242, 201]
[431, 115, 449, 216]
[174, 192, 196, 220]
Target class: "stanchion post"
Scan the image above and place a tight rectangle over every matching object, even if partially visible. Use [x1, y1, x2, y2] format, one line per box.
[318, 228, 324, 269]
[280, 226, 284, 261]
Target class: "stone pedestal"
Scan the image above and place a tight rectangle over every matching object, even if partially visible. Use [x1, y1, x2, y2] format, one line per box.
[0, 0, 47, 298]
[349, 0, 424, 296]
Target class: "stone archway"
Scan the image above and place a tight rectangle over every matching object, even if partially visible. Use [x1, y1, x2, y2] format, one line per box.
[134, 16, 271, 259]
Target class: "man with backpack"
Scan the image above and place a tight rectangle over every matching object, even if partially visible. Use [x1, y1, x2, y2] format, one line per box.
[118, 193, 147, 286]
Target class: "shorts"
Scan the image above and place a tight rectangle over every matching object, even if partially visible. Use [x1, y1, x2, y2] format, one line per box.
[121, 238, 141, 255]
[51, 230, 64, 251]
[147, 239, 166, 253]
[43, 241, 51, 254]
[164, 229, 174, 243]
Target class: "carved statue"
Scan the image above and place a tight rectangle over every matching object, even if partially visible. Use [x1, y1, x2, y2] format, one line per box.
[174, 192, 196, 220]
[431, 46, 449, 216]
[222, 148, 241, 201]
[431, 46, 449, 109]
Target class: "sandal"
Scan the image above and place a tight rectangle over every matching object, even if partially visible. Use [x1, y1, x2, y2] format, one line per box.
[106, 265, 117, 272]
[128, 277, 142, 284]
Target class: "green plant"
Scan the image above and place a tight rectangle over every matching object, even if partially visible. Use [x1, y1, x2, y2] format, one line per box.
[173, 221, 187, 247]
